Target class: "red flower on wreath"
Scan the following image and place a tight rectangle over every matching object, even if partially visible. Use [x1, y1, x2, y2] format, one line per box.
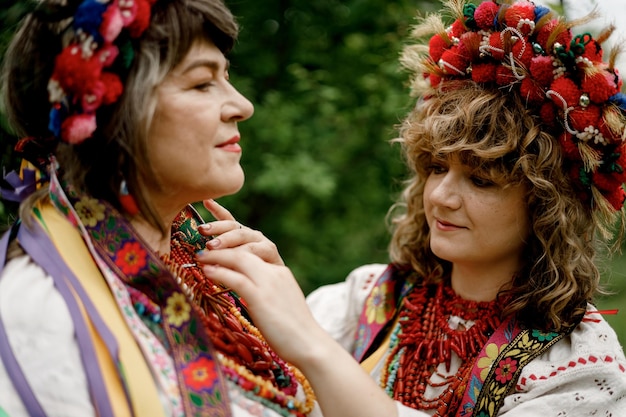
[495, 357, 518, 384]
[114, 241, 147, 275]
[182, 356, 218, 392]
[410, 0, 626, 212]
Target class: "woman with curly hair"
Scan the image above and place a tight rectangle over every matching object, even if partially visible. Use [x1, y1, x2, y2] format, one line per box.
[199, 0, 626, 416]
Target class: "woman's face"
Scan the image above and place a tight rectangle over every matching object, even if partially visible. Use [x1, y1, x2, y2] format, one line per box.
[146, 38, 254, 218]
[423, 155, 530, 275]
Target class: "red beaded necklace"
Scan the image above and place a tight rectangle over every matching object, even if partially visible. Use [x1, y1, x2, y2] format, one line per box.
[160, 215, 316, 416]
[381, 282, 503, 416]
[163, 239, 291, 382]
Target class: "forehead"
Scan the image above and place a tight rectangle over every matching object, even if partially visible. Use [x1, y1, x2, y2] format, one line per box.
[171, 39, 229, 74]
[432, 151, 521, 181]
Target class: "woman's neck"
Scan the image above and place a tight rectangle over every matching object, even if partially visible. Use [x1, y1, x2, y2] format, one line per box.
[130, 216, 172, 255]
[450, 263, 516, 302]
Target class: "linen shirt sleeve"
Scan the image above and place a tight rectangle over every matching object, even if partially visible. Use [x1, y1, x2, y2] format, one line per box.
[307, 264, 431, 417]
[306, 264, 388, 353]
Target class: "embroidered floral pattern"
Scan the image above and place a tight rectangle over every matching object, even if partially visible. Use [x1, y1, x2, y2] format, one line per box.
[48, 169, 230, 416]
[354, 267, 414, 362]
[352, 324, 372, 360]
[477, 343, 506, 381]
[495, 357, 518, 384]
[114, 241, 148, 275]
[365, 282, 394, 324]
[531, 329, 558, 342]
[472, 328, 572, 416]
[111, 277, 184, 416]
[165, 292, 191, 327]
[183, 356, 219, 392]
[74, 196, 106, 227]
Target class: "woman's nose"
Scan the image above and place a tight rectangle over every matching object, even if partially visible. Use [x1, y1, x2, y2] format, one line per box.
[223, 84, 254, 122]
[429, 172, 462, 210]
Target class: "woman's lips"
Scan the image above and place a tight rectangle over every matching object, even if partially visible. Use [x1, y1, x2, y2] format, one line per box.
[217, 136, 241, 152]
[435, 219, 464, 231]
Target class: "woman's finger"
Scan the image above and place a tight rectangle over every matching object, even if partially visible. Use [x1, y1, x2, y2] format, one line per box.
[198, 219, 243, 237]
[199, 222, 285, 266]
[197, 248, 262, 278]
[203, 199, 235, 221]
[198, 201, 284, 266]
[199, 248, 322, 364]
[201, 263, 255, 294]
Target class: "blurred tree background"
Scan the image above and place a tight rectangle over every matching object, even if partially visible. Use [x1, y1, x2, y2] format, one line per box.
[0, 0, 624, 344]
[221, 0, 436, 293]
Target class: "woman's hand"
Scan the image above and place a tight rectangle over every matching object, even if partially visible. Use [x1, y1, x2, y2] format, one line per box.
[198, 199, 284, 266]
[196, 247, 323, 363]
[195, 247, 399, 417]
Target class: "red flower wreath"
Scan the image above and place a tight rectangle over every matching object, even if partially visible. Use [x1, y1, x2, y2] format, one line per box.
[413, 0, 626, 212]
[48, 0, 157, 145]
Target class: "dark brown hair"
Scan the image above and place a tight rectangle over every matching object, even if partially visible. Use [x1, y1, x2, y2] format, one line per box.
[2, 0, 238, 232]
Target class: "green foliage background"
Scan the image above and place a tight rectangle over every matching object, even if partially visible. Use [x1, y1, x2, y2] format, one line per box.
[0, 0, 624, 345]
[0, 0, 438, 293]
[217, 0, 440, 294]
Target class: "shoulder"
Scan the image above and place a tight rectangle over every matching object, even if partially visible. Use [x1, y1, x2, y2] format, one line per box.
[306, 264, 388, 350]
[519, 309, 626, 383]
[501, 307, 626, 414]
[0, 254, 70, 329]
[307, 264, 387, 302]
[306, 263, 388, 313]
[0, 255, 94, 417]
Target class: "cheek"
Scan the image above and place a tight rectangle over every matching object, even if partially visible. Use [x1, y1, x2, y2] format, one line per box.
[514, 211, 531, 243]
[422, 178, 435, 207]
[498, 203, 530, 244]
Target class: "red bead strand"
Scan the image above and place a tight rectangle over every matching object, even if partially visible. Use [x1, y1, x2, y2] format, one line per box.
[158, 216, 316, 415]
[383, 282, 503, 416]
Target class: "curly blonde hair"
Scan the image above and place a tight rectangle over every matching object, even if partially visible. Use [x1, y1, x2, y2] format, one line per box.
[387, 0, 626, 331]
[388, 79, 625, 330]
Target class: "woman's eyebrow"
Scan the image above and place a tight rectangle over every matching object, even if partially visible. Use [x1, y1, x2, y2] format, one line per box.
[180, 58, 231, 75]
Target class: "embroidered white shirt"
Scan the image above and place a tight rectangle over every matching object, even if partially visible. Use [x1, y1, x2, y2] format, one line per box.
[307, 263, 626, 417]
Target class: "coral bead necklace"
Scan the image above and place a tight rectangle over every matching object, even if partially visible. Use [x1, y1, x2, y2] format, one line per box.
[157, 214, 316, 417]
[380, 282, 503, 416]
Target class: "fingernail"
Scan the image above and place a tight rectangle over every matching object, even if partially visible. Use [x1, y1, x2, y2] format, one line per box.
[196, 250, 206, 257]
[199, 224, 212, 231]
[207, 238, 221, 248]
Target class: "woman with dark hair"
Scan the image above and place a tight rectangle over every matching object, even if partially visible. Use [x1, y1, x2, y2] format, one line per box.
[0, 1, 318, 416]
[199, 1, 626, 416]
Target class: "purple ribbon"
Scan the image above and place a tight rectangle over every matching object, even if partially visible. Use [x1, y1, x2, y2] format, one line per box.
[1, 169, 38, 202]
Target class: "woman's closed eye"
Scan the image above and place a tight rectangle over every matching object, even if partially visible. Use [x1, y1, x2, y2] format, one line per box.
[470, 175, 496, 188]
[194, 82, 215, 92]
[427, 163, 448, 175]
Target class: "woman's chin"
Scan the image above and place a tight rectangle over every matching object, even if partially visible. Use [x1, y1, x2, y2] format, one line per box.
[211, 175, 245, 200]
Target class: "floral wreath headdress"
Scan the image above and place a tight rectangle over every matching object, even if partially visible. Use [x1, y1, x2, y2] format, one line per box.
[47, 0, 157, 145]
[402, 0, 626, 213]
[1, 0, 158, 203]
